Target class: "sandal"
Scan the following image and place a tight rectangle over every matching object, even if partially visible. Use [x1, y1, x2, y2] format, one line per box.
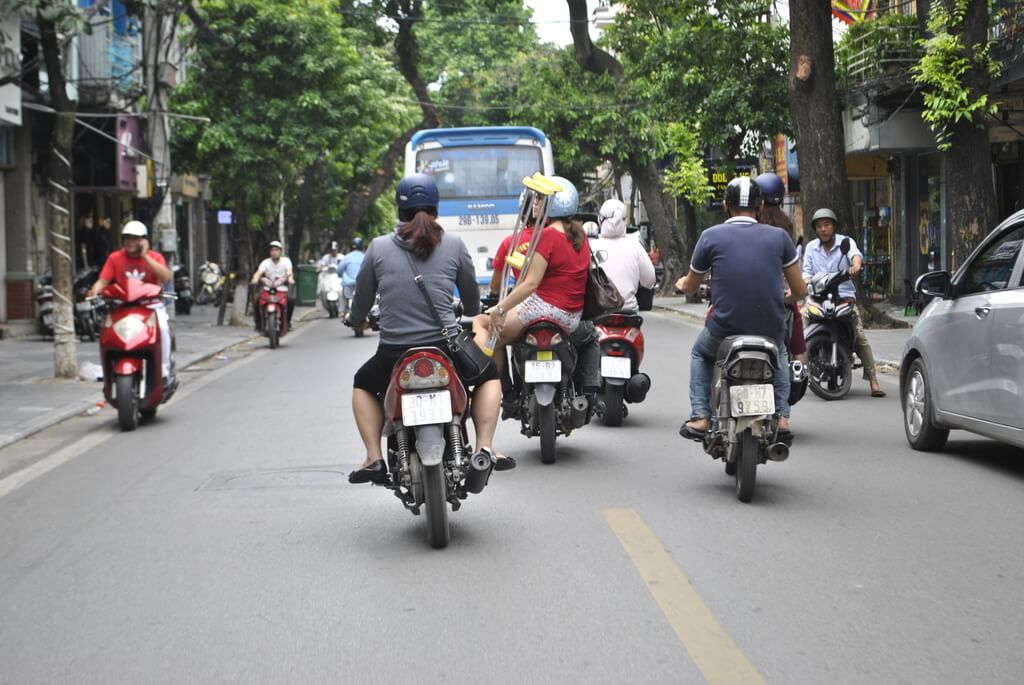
[871, 389, 887, 398]
[478, 447, 516, 471]
[679, 419, 708, 442]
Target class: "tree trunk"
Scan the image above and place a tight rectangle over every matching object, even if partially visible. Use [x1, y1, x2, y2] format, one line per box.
[40, 17, 77, 378]
[944, 0, 997, 271]
[788, 0, 903, 327]
[291, 162, 317, 264]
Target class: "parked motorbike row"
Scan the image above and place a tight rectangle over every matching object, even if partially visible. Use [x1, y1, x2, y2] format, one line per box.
[36, 267, 106, 341]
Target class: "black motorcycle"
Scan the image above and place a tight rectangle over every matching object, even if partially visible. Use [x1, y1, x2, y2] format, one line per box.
[804, 239, 855, 401]
[173, 264, 194, 315]
[700, 335, 790, 503]
[36, 267, 105, 340]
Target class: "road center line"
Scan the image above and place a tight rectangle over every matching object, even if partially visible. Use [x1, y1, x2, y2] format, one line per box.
[603, 508, 767, 685]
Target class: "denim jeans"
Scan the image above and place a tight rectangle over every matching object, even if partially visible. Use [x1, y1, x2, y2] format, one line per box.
[688, 328, 791, 420]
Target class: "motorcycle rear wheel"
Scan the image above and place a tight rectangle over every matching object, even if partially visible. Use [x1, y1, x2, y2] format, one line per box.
[116, 374, 140, 432]
[422, 463, 450, 549]
[267, 312, 279, 349]
[600, 384, 625, 427]
[736, 429, 758, 503]
[807, 335, 852, 401]
[327, 301, 338, 319]
[539, 403, 557, 464]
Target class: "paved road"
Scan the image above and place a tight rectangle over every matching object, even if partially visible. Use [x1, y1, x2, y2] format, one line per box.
[1, 312, 1022, 684]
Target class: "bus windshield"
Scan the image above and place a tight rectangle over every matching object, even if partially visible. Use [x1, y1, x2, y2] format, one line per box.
[415, 146, 542, 199]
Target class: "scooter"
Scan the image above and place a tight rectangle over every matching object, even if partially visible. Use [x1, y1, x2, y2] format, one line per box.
[699, 335, 790, 503]
[318, 265, 343, 318]
[173, 264, 194, 315]
[594, 313, 651, 426]
[376, 344, 495, 549]
[99, 280, 177, 431]
[257, 275, 289, 348]
[196, 262, 225, 305]
[804, 239, 856, 401]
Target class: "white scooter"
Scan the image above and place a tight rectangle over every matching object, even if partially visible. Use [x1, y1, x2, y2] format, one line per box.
[317, 265, 344, 318]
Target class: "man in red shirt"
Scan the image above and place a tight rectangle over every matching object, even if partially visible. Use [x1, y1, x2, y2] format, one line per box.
[88, 220, 175, 383]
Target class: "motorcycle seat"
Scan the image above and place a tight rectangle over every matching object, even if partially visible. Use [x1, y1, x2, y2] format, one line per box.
[715, 335, 779, 363]
[594, 313, 643, 327]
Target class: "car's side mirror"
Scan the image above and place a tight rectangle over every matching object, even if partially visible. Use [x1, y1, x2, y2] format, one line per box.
[840, 238, 850, 255]
[915, 271, 952, 299]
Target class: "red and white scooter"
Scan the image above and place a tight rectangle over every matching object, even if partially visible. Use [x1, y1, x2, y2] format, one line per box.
[594, 313, 651, 426]
[258, 275, 290, 348]
[99, 280, 176, 431]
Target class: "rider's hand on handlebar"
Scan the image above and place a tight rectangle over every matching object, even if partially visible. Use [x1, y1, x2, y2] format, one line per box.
[847, 263, 861, 277]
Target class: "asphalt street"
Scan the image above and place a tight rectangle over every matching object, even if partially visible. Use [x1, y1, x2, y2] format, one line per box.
[1, 311, 1022, 684]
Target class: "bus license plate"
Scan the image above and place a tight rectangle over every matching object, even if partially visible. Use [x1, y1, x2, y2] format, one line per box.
[457, 214, 500, 226]
[601, 356, 631, 379]
[729, 384, 775, 417]
[401, 391, 453, 427]
[525, 360, 561, 383]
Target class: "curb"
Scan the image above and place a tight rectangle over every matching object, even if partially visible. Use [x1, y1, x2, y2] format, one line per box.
[652, 304, 903, 374]
[0, 312, 321, 452]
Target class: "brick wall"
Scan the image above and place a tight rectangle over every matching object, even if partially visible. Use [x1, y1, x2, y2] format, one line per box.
[5, 279, 34, 320]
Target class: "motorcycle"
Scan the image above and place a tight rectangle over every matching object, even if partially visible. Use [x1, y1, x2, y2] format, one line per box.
[173, 264, 194, 315]
[375, 344, 495, 549]
[804, 238, 855, 401]
[366, 294, 381, 333]
[317, 265, 344, 319]
[99, 280, 177, 431]
[196, 262, 225, 306]
[36, 272, 54, 337]
[700, 335, 790, 503]
[594, 313, 651, 426]
[257, 275, 289, 348]
[507, 317, 591, 464]
[37, 268, 106, 341]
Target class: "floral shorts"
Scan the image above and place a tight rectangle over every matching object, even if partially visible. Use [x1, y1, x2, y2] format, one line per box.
[516, 293, 582, 331]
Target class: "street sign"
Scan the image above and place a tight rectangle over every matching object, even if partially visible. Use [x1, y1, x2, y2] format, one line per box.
[217, 210, 233, 225]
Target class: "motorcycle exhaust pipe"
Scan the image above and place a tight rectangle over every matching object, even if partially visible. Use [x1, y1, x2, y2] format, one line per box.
[626, 373, 651, 403]
[462, 450, 494, 494]
[570, 396, 590, 428]
[768, 442, 790, 462]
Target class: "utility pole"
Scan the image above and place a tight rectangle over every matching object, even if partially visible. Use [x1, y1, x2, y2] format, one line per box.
[144, 7, 176, 275]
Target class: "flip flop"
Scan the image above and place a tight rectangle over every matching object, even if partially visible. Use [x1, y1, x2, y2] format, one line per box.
[871, 389, 887, 398]
[679, 422, 706, 442]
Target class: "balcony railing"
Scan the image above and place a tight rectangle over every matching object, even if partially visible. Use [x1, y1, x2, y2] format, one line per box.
[835, 10, 922, 90]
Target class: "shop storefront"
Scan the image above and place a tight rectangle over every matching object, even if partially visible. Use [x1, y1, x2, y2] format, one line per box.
[847, 155, 894, 301]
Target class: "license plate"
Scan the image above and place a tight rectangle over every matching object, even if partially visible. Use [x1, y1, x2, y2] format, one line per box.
[401, 391, 453, 427]
[326, 292, 339, 301]
[601, 356, 631, 379]
[729, 384, 775, 417]
[525, 360, 561, 383]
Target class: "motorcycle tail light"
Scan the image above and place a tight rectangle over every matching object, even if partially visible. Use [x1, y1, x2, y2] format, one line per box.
[525, 329, 562, 349]
[727, 358, 774, 381]
[625, 328, 641, 343]
[113, 315, 147, 341]
[399, 357, 450, 390]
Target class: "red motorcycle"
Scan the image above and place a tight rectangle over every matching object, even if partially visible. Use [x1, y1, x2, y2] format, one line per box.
[594, 313, 651, 426]
[381, 346, 494, 549]
[99, 280, 176, 431]
[258, 275, 290, 348]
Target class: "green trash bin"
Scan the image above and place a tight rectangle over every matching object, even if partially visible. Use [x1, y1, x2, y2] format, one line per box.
[296, 264, 318, 306]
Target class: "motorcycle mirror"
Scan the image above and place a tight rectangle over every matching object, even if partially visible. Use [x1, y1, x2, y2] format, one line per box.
[840, 238, 850, 255]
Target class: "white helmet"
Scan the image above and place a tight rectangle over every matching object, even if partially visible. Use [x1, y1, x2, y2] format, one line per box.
[598, 199, 627, 239]
[121, 220, 148, 237]
[269, 240, 283, 249]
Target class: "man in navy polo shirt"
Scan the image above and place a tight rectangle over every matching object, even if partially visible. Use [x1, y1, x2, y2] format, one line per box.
[676, 177, 807, 439]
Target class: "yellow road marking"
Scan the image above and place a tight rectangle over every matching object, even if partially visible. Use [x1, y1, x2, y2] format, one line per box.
[603, 508, 767, 685]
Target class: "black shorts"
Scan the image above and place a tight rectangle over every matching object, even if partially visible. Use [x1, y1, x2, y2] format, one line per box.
[353, 341, 497, 397]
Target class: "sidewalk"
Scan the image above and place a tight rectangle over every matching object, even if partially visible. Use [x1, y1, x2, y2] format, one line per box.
[0, 302, 316, 450]
[653, 297, 915, 374]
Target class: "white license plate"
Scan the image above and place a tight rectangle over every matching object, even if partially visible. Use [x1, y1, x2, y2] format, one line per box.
[729, 384, 775, 417]
[401, 391, 453, 427]
[326, 292, 339, 301]
[525, 360, 562, 383]
[601, 356, 631, 379]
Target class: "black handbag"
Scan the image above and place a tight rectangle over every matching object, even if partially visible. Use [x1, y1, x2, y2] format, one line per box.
[582, 254, 625, 320]
[403, 251, 495, 385]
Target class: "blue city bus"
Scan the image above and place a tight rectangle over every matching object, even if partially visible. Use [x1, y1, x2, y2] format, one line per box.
[404, 127, 556, 287]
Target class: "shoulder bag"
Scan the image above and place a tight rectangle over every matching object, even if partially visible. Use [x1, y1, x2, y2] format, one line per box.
[582, 252, 625, 320]
[402, 250, 494, 386]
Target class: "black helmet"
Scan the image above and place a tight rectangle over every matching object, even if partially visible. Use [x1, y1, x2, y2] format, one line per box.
[396, 173, 439, 212]
[811, 208, 838, 227]
[724, 176, 762, 210]
[754, 173, 785, 205]
[351, 236, 365, 250]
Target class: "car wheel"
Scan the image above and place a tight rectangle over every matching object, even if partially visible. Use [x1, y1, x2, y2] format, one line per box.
[903, 358, 949, 451]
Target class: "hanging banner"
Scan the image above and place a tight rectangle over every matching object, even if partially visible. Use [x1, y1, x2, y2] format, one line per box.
[832, 0, 876, 26]
[116, 114, 140, 192]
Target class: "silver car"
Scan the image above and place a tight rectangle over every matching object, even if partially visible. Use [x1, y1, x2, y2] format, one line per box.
[901, 209, 1024, 451]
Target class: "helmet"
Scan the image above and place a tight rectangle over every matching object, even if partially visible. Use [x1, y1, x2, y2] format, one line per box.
[583, 221, 600, 238]
[547, 176, 578, 218]
[396, 173, 439, 211]
[811, 208, 838, 227]
[269, 240, 283, 249]
[598, 198, 627, 238]
[723, 176, 761, 210]
[330, 240, 339, 251]
[121, 220, 148, 237]
[351, 237, 365, 250]
[754, 173, 785, 205]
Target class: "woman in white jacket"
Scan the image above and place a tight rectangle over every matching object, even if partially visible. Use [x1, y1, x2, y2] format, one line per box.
[590, 199, 657, 312]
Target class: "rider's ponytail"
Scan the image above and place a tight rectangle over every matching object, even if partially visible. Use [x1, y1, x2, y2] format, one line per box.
[557, 218, 586, 251]
[398, 208, 443, 260]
